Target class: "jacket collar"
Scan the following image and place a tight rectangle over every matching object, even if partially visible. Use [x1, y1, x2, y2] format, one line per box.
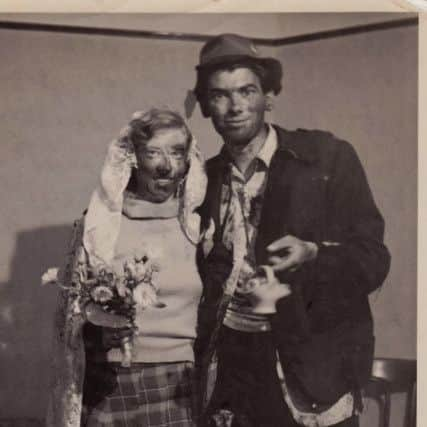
[272, 125, 317, 164]
[213, 124, 317, 167]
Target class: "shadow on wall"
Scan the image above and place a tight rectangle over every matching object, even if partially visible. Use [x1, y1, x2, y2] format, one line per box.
[0, 225, 73, 422]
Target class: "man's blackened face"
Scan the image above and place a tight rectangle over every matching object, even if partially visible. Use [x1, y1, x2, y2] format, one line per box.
[206, 67, 270, 147]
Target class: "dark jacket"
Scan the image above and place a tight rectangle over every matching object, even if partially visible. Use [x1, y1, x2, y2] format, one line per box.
[195, 125, 391, 412]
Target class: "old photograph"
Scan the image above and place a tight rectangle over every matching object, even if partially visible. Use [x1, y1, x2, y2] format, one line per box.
[0, 12, 418, 427]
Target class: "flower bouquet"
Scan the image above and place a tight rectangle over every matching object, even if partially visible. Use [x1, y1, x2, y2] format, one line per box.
[42, 249, 164, 367]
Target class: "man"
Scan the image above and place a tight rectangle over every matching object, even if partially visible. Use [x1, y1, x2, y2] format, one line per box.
[193, 34, 391, 427]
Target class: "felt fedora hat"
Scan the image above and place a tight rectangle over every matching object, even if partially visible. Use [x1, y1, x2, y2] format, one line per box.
[196, 33, 282, 82]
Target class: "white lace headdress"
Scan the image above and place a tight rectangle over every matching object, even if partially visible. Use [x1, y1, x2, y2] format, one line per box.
[83, 110, 207, 270]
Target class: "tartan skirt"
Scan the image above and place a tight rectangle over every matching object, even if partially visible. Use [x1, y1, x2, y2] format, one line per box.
[82, 361, 197, 427]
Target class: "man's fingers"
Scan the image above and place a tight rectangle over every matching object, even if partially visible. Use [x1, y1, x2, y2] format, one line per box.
[268, 256, 283, 265]
[270, 257, 298, 272]
[266, 235, 294, 252]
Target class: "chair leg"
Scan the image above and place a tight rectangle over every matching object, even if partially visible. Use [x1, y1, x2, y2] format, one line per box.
[383, 392, 391, 427]
[407, 382, 416, 427]
[374, 396, 386, 427]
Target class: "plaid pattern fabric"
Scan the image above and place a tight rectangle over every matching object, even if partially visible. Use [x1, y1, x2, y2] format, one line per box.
[82, 361, 197, 427]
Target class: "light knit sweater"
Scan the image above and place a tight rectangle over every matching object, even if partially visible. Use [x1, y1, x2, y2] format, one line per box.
[106, 194, 202, 363]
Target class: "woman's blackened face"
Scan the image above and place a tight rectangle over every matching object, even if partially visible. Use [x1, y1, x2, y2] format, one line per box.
[135, 128, 189, 203]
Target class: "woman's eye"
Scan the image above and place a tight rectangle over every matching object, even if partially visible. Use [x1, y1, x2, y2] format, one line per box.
[171, 151, 185, 159]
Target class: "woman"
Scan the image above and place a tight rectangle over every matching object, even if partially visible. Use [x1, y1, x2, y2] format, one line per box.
[45, 108, 208, 427]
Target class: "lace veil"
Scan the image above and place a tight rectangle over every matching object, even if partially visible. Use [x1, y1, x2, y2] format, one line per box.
[84, 110, 207, 269]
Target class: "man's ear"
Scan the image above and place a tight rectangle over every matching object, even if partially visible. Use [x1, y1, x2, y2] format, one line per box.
[184, 90, 198, 119]
[265, 92, 275, 112]
[199, 99, 211, 118]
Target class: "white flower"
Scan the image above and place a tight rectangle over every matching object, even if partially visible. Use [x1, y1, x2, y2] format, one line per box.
[133, 260, 148, 282]
[124, 257, 152, 283]
[41, 268, 59, 286]
[90, 285, 114, 303]
[116, 276, 129, 298]
[133, 282, 165, 310]
[133, 283, 158, 309]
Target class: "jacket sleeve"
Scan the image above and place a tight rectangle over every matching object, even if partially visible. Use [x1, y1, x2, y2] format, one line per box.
[268, 137, 388, 405]
[269, 137, 391, 338]
[310, 140, 391, 297]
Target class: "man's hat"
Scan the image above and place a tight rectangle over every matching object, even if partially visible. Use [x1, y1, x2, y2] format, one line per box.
[196, 33, 282, 84]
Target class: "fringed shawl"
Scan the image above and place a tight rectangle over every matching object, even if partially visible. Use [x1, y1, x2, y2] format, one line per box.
[45, 218, 87, 427]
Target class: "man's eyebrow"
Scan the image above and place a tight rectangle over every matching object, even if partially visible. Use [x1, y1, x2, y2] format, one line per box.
[238, 83, 258, 90]
[208, 87, 227, 93]
[208, 83, 258, 92]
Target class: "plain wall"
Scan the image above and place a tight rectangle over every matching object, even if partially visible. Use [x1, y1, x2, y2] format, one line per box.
[0, 14, 417, 426]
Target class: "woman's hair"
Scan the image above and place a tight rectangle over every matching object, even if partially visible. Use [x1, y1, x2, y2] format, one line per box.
[194, 60, 282, 117]
[128, 108, 192, 150]
[126, 108, 192, 192]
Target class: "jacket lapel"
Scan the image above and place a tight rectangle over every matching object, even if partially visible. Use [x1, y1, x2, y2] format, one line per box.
[255, 150, 292, 264]
[255, 126, 319, 264]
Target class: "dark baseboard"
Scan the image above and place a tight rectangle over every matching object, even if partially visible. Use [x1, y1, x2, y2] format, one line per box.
[0, 419, 43, 427]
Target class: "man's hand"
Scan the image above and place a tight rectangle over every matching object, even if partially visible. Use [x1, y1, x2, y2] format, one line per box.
[266, 235, 318, 273]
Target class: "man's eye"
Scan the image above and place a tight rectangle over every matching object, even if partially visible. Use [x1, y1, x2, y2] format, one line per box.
[240, 87, 256, 97]
[145, 150, 160, 158]
[210, 93, 225, 102]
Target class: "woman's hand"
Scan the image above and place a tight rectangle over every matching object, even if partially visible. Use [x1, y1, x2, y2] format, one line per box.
[99, 327, 134, 350]
[83, 323, 134, 351]
[84, 302, 134, 351]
